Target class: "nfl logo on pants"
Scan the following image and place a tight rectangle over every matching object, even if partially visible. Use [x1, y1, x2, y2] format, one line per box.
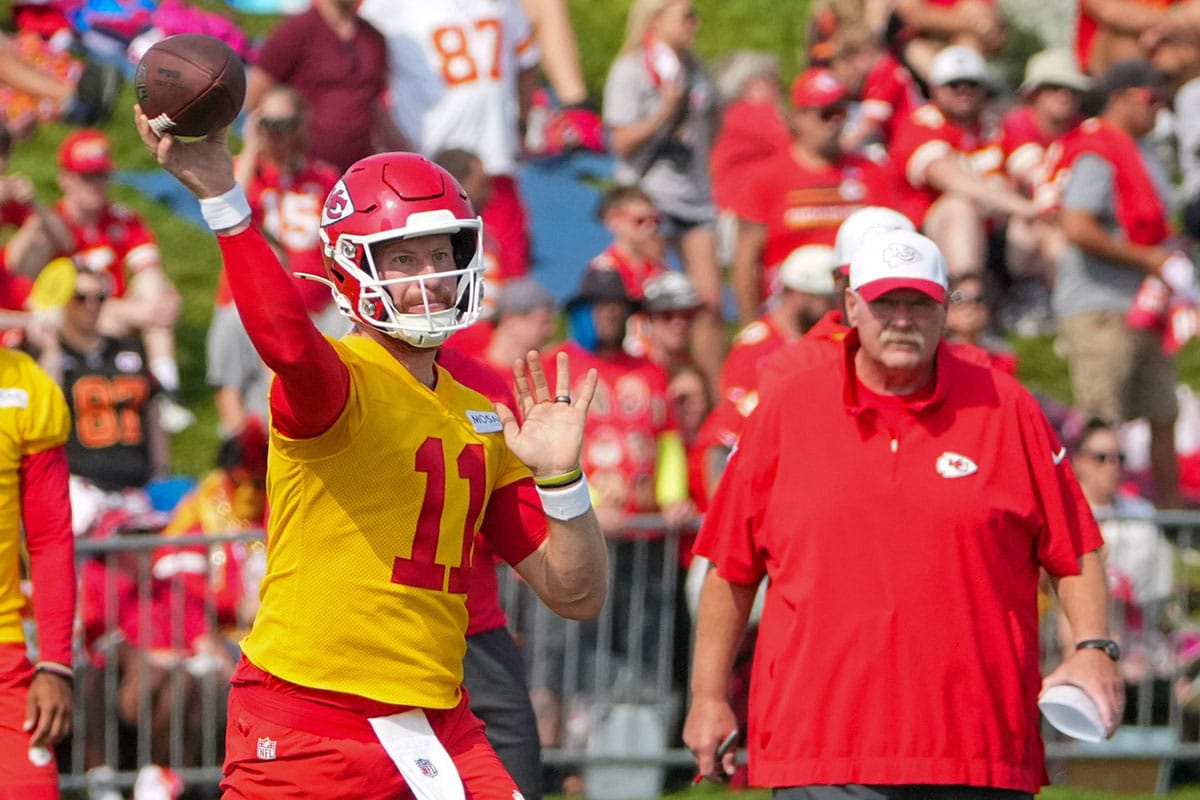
[415, 758, 438, 778]
[257, 737, 277, 760]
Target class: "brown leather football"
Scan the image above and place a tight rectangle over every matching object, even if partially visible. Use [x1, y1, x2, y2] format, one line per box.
[135, 34, 246, 138]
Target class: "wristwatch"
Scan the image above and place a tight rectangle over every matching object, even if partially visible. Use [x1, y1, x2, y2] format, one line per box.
[1076, 638, 1121, 661]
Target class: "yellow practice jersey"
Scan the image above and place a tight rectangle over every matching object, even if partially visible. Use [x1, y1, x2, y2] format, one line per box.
[0, 349, 70, 647]
[240, 335, 532, 707]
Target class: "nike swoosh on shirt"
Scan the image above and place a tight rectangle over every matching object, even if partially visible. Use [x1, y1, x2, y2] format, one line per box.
[1052, 446, 1066, 465]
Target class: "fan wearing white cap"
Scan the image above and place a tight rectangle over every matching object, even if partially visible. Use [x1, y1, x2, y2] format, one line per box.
[890, 46, 1038, 279]
[684, 226, 1121, 793]
[891, 0, 1005, 85]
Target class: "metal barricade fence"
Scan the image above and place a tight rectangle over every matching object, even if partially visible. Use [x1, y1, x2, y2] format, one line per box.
[55, 512, 1200, 795]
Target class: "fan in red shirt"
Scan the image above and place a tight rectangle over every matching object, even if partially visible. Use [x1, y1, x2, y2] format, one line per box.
[683, 228, 1120, 797]
[587, 185, 669, 302]
[1000, 49, 1091, 291]
[695, 245, 838, 500]
[828, 25, 922, 152]
[890, 46, 1037, 278]
[39, 129, 192, 431]
[730, 68, 892, 324]
[226, 85, 341, 316]
[709, 51, 791, 225]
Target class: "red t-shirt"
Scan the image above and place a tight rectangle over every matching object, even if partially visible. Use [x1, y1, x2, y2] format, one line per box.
[695, 333, 1102, 791]
[719, 315, 790, 408]
[546, 341, 673, 514]
[588, 245, 667, 302]
[859, 53, 921, 144]
[740, 150, 892, 297]
[999, 105, 1075, 190]
[255, 8, 391, 173]
[240, 157, 341, 313]
[710, 99, 792, 218]
[57, 200, 157, 298]
[890, 103, 1004, 225]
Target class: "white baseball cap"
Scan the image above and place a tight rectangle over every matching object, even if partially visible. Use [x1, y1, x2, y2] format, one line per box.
[779, 245, 837, 294]
[930, 45, 993, 88]
[849, 229, 948, 303]
[834, 207, 916, 272]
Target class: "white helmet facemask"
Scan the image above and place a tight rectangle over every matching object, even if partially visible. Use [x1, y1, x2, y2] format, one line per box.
[311, 209, 485, 348]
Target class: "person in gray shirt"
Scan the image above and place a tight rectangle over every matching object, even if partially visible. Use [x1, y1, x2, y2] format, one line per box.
[603, 0, 724, 392]
[1053, 59, 1192, 508]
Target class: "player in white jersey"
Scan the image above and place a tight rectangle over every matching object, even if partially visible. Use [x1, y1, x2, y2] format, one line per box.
[359, 0, 540, 281]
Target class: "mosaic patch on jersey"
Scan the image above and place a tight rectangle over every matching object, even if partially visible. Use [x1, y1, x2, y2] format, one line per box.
[0, 388, 28, 408]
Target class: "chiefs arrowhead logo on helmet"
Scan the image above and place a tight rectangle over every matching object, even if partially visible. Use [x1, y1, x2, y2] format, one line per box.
[321, 182, 355, 226]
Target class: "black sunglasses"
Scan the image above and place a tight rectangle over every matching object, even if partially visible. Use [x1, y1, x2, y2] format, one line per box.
[1080, 449, 1124, 465]
[72, 291, 108, 304]
[949, 290, 987, 305]
[259, 116, 301, 132]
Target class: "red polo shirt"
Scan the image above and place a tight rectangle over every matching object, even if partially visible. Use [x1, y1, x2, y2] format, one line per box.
[695, 333, 1101, 792]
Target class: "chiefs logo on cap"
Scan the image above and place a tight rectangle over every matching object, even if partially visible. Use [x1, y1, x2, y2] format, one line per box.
[883, 243, 920, 269]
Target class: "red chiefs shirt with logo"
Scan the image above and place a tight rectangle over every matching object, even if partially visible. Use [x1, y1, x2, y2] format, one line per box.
[695, 333, 1101, 791]
[56, 200, 157, 298]
[740, 151, 891, 298]
[1000, 105, 1073, 190]
[891, 103, 1003, 225]
[588, 245, 668, 302]
[720, 315, 790, 411]
[859, 53, 922, 144]
[546, 341, 673, 514]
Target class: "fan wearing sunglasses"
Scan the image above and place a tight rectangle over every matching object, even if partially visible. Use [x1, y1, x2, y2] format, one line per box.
[1068, 417, 1173, 685]
[730, 67, 892, 326]
[233, 85, 340, 319]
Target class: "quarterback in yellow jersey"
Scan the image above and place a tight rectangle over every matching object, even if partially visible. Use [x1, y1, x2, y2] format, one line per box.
[135, 109, 609, 799]
[0, 348, 74, 800]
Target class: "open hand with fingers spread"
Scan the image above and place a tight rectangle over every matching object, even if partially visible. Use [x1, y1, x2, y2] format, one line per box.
[495, 350, 598, 480]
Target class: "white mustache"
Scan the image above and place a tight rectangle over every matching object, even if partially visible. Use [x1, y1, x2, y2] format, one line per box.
[880, 331, 925, 349]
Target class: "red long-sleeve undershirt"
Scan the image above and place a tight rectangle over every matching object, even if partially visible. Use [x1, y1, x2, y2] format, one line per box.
[20, 445, 74, 666]
[217, 227, 349, 438]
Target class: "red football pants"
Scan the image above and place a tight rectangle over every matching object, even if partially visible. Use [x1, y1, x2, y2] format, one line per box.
[221, 682, 518, 799]
[0, 642, 58, 799]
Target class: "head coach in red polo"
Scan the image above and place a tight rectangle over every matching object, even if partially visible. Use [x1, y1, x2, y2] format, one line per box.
[683, 228, 1121, 800]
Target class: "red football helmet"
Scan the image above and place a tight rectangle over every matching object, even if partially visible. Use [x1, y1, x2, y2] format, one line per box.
[310, 152, 484, 347]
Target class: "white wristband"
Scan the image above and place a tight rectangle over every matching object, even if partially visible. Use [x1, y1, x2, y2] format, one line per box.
[199, 184, 251, 231]
[537, 475, 591, 521]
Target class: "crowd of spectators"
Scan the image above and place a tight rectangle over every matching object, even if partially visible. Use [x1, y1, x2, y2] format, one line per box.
[10, 0, 1200, 795]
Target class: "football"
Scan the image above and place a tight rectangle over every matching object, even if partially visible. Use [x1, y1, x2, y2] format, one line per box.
[135, 34, 246, 138]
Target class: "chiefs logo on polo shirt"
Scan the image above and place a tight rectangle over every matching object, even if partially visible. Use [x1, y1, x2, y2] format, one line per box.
[936, 451, 978, 478]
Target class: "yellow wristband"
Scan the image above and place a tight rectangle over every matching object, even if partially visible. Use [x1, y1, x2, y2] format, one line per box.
[534, 466, 583, 488]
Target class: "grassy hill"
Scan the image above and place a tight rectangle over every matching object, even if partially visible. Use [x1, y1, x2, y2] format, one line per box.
[4, 0, 1199, 474]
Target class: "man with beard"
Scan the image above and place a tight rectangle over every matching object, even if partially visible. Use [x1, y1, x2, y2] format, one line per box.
[729, 67, 891, 324]
[684, 228, 1121, 796]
